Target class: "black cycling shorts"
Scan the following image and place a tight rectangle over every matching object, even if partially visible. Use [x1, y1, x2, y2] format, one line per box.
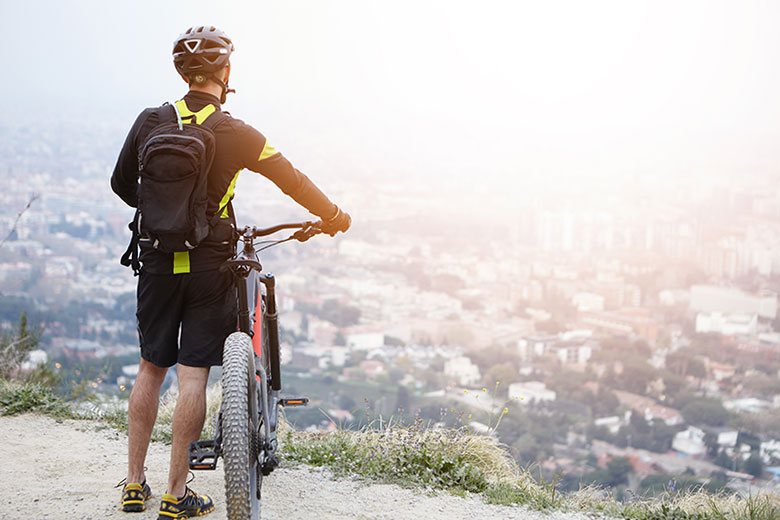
[136, 270, 236, 368]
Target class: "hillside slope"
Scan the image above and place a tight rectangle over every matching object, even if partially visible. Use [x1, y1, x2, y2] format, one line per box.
[0, 414, 587, 520]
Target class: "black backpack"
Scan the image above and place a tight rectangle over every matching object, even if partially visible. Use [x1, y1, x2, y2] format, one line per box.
[121, 101, 226, 274]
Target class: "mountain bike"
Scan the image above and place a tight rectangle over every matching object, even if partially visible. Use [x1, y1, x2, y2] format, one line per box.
[188, 220, 322, 519]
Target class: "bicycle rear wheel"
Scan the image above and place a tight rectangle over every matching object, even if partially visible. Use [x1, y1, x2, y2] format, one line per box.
[222, 332, 261, 519]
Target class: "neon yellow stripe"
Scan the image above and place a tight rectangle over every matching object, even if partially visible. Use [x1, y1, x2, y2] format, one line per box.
[258, 141, 278, 161]
[218, 169, 241, 218]
[173, 251, 190, 274]
[175, 99, 216, 124]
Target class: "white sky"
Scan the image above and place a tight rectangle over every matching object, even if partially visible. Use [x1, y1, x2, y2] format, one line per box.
[5, 0, 780, 192]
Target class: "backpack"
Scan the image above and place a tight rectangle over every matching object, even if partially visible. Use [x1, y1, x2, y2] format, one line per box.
[121, 100, 226, 274]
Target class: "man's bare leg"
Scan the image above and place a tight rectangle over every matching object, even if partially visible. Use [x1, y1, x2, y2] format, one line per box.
[167, 364, 210, 497]
[127, 358, 168, 484]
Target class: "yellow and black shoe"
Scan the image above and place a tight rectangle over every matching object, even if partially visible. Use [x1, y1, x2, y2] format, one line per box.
[158, 487, 214, 519]
[120, 480, 152, 512]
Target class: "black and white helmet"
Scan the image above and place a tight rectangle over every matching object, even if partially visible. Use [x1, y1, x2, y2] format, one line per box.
[173, 26, 234, 77]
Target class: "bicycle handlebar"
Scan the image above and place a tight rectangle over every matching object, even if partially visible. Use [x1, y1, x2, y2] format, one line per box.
[236, 220, 322, 245]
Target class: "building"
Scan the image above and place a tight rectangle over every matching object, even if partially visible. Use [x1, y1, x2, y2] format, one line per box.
[508, 381, 556, 404]
[690, 285, 777, 320]
[359, 360, 386, 378]
[344, 326, 385, 350]
[695, 312, 758, 336]
[672, 426, 707, 457]
[594, 415, 625, 434]
[578, 308, 659, 342]
[517, 334, 557, 361]
[614, 390, 683, 426]
[572, 292, 605, 312]
[444, 356, 481, 387]
[554, 343, 593, 365]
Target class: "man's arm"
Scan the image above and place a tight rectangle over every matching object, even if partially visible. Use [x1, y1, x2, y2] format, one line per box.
[111, 109, 156, 208]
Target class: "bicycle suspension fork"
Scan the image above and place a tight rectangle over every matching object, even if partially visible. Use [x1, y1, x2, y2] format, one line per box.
[258, 273, 281, 392]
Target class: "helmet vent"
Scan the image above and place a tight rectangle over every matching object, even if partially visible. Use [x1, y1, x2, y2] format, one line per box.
[184, 39, 201, 53]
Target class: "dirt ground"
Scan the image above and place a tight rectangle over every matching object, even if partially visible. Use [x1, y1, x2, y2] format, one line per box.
[0, 414, 587, 520]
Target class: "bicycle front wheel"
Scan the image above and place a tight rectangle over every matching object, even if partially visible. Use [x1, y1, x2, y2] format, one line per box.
[222, 332, 261, 519]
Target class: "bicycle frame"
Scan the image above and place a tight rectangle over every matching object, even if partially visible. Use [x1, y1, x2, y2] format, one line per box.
[188, 221, 317, 518]
[228, 229, 284, 474]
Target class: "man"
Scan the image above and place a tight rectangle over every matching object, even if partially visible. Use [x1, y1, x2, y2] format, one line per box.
[111, 26, 350, 518]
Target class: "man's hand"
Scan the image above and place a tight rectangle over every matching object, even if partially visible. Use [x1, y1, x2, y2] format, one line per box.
[320, 207, 351, 236]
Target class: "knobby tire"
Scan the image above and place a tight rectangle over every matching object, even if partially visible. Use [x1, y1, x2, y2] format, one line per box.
[222, 332, 261, 519]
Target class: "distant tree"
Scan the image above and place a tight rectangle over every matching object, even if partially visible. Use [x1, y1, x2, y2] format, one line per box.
[484, 363, 519, 395]
[615, 360, 657, 394]
[660, 371, 686, 399]
[629, 410, 651, 434]
[593, 388, 620, 416]
[548, 370, 590, 400]
[705, 471, 729, 493]
[742, 453, 764, 478]
[337, 394, 356, 410]
[346, 350, 366, 367]
[743, 374, 780, 398]
[681, 398, 730, 427]
[469, 344, 518, 372]
[535, 319, 564, 334]
[632, 340, 652, 359]
[320, 299, 361, 327]
[605, 457, 633, 486]
[586, 453, 598, 467]
[511, 433, 540, 463]
[581, 468, 612, 487]
[737, 431, 761, 451]
[714, 451, 734, 470]
[395, 385, 410, 411]
[703, 431, 719, 457]
[647, 420, 678, 453]
[592, 337, 651, 362]
[384, 335, 405, 347]
[688, 334, 722, 354]
[388, 367, 405, 384]
[540, 291, 577, 322]
[666, 352, 705, 378]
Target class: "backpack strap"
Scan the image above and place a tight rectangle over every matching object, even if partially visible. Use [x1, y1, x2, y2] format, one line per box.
[120, 210, 142, 276]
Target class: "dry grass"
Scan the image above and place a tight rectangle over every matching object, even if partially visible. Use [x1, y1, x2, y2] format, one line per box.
[150, 384, 223, 443]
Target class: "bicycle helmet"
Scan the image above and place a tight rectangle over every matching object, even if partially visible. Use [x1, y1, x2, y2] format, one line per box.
[173, 26, 235, 102]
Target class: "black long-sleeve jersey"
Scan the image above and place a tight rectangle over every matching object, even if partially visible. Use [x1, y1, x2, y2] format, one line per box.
[111, 90, 338, 274]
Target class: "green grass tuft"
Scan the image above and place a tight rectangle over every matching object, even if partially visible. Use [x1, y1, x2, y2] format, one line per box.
[0, 379, 74, 418]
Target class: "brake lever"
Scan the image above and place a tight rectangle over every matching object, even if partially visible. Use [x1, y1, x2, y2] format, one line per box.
[292, 228, 315, 242]
[292, 222, 322, 242]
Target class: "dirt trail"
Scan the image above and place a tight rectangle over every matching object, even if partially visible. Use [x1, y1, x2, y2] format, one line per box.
[0, 414, 587, 520]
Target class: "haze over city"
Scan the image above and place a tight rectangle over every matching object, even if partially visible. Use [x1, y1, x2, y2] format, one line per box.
[6, 0, 780, 502]
[6, 0, 780, 194]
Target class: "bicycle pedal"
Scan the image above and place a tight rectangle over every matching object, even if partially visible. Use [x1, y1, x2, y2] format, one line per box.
[189, 440, 219, 470]
[280, 397, 309, 407]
